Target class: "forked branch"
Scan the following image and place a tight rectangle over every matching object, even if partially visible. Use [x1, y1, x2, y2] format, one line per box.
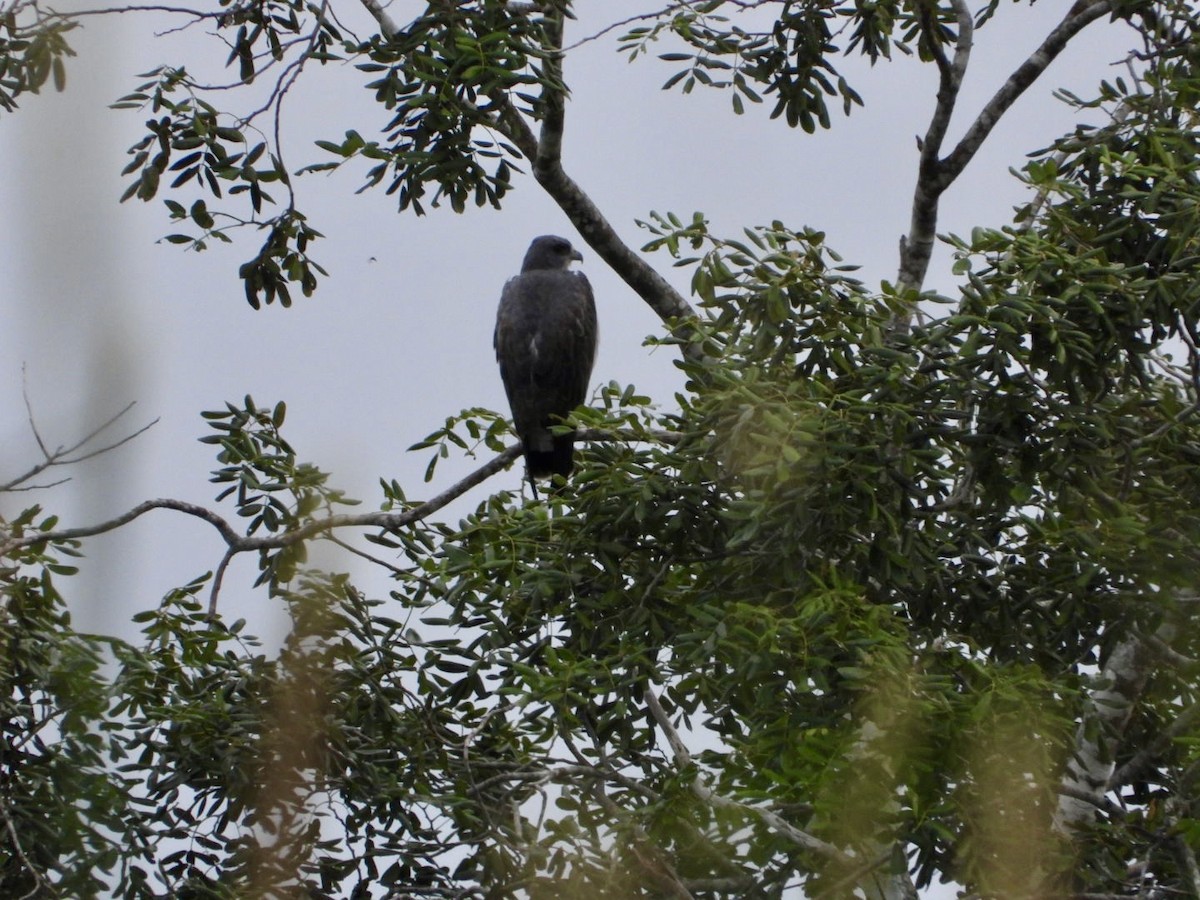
[1, 383, 158, 493]
[898, 0, 1118, 300]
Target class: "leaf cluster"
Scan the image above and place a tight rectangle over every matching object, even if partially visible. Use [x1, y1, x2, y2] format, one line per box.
[407, 406, 514, 483]
[212, 0, 344, 84]
[618, 1, 981, 129]
[339, 2, 553, 213]
[201, 396, 357, 586]
[0, 508, 141, 897]
[113, 68, 328, 308]
[0, 10, 76, 114]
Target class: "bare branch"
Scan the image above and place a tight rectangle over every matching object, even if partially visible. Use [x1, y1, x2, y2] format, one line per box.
[1141, 630, 1199, 670]
[643, 685, 693, 766]
[62, 412, 159, 465]
[0, 444, 513, 563]
[44, 4, 221, 21]
[482, 20, 704, 362]
[21, 367, 51, 458]
[208, 546, 238, 615]
[326, 533, 408, 576]
[1055, 783, 1123, 818]
[527, 126, 703, 355]
[536, 7, 567, 168]
[1, 421, 678, 580]
[942, 1, 1117, 184]
[356, 0, 398, 40]
[4, 477, 73, 493]
[3, 386, 158, 493]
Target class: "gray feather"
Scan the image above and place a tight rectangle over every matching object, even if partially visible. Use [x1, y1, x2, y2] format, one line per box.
[495, 236, 598, 479]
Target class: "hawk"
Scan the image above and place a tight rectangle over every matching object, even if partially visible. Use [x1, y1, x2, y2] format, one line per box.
[495, 235, 598, 486]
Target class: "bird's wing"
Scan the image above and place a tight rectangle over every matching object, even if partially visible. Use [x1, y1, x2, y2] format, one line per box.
[494, 275, 516, 362]
[494, 270, 597, 434]
[561, 272, 597, 404]
[523, 272, 596, 393]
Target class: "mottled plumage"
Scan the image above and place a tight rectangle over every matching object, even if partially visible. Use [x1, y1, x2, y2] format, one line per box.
[495, 235, 598, 482]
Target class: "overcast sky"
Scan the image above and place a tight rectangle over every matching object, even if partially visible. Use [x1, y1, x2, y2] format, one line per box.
[1, 0, 1137, 692]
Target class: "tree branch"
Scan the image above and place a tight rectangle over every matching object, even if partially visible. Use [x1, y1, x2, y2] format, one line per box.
[897, 0, 1116, 299]
[490, 17, 704, 361]
[357, 0, 398, 40]
[533, 152, 701, 348]
[0, 445, 519, 560]
[1055, 783, 1124, 819]
[41, 4, 222, 22]
[1108, 699, 1200, 792]
[897, 0, 973, 299]
[347, 1, 702, 359]
[1053, 627, 1157, 835]
[942, 1, 1117, 184]
[3, 424, 678, 604]
[536, 6, 567, 171]
[2, 384, 158, 493]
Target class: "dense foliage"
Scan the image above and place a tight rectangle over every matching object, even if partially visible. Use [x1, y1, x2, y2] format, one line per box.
[3, 1, 1199, 898]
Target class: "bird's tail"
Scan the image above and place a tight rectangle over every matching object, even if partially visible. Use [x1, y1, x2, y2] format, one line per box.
[525, 432, 575, 479]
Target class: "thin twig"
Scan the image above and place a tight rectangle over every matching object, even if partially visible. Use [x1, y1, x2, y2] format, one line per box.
[22, 367, 51, 458]
[3, 385, 158, 493]
[326, 533, 408, 576]
[560, 0, 781, 52]
[43, 3, 222, 20]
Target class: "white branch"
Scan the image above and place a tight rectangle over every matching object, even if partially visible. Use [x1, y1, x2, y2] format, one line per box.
[1053, 628, 1159, 835]
[357, 0, 397, 40]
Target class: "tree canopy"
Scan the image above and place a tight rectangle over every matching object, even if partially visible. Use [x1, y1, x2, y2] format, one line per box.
[2, 1, 1200, 898]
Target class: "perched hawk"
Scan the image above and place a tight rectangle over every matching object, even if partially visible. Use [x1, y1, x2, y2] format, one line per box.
[495, 235, 598, 484]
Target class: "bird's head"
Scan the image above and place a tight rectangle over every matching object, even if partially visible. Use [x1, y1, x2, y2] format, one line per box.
[521, 235, 584, 272]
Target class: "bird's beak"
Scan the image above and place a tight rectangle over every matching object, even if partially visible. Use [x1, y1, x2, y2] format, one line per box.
[570, 248, 584, 263]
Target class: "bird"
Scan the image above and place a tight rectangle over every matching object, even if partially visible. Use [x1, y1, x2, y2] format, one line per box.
[494, 235, 598, 488]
